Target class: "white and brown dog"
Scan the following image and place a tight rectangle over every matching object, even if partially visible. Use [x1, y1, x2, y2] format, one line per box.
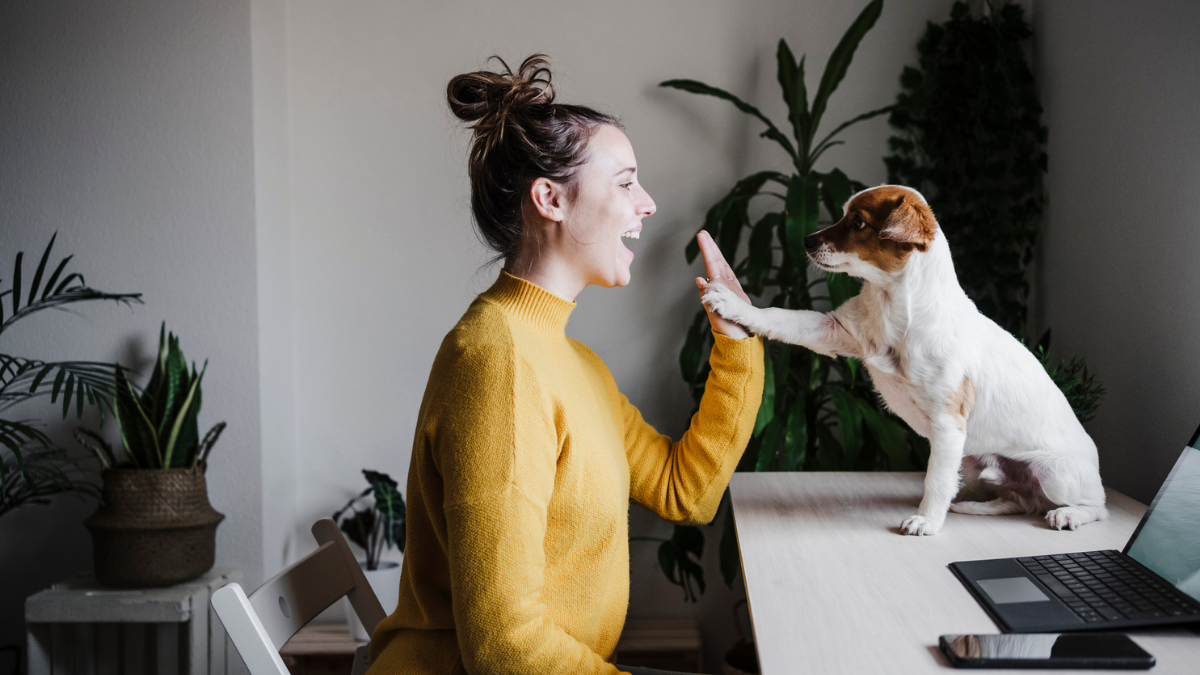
[702, 185, 1107, 535]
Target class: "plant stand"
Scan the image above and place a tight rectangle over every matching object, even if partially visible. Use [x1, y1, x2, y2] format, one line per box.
[24, 568, 244, 675]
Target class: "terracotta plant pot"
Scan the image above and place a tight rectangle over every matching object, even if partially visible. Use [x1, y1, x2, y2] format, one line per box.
[85, 468, 224, 587]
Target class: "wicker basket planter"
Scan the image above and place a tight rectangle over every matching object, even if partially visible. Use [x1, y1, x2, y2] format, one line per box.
[85, 468, 224, 588]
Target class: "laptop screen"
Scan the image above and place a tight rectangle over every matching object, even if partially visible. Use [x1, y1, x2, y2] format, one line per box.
[1123, 441, 1200, 602]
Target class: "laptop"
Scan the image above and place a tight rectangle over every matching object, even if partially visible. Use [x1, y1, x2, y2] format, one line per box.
[949, 429, 1200, 633]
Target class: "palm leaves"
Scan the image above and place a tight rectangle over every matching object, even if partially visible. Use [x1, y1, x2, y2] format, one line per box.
[661, 0, 925, 596]
[1, 234, 142, 516]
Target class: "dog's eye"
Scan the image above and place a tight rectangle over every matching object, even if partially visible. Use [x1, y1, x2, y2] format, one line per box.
[855, 217, 868, 231]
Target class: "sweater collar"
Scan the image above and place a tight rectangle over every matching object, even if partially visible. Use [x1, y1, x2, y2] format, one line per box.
[482, 270, 576, 334]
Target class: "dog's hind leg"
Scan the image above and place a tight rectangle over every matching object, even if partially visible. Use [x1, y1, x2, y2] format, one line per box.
[1036, 457, 1109, 531]
[949, 498, 1025, 516]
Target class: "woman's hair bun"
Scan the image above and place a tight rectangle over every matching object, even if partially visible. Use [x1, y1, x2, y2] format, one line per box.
[447, 54, 556, 128]
[446, 54, 619, 263]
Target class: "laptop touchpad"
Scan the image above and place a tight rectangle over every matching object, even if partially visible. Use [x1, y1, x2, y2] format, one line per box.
[977, 577, 1050, 604]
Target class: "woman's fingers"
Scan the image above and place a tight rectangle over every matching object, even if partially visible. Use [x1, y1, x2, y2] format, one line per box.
[697, 231, 752, 303]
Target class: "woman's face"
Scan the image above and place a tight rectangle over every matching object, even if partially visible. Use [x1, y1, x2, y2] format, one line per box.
[560, 125, 656, 288]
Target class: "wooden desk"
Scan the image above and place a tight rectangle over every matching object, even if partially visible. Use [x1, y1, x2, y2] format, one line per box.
[729, 472, 1200, 674]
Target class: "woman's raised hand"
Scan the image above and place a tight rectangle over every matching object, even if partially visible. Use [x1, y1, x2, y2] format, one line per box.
[694, 231, 752, 339]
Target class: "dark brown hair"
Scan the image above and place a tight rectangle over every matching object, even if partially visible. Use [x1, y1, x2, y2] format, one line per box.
[447, 54, 620, 261]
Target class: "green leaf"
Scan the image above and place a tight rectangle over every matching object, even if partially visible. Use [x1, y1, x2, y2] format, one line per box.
[782, 395, 808, 471]
[752, 348, 775, 437]
[679, 310, 708, 385]
[859, 401, 912, 470]
[27, 233, 55, 307]
[820, 168, 853, 223]
[115, 367, 158, 467]
[686, 172, 785, 263]
[829, 387, 863, 467]
[756, 415, 785, 471]
[718, 501, 740, 588]
[809, 0, 884, 138]
[784, 175, 820, 269]
[718, 198, 749, 263]
[162, 361, 205, 468]
[11, 251, 22, 316]
[40, 254, 71, 301]
[746, 212, 780, 295]
[826, 272, 861, 309]
[660, 79, 797, 160]
[777, 41, 810, 151]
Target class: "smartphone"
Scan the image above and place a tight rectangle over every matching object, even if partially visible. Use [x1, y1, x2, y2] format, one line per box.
[939, 633, 1155, 669]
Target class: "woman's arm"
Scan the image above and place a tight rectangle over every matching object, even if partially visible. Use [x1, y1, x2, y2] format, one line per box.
[604, 233, 765, 524]
[435, 343, 622, 675]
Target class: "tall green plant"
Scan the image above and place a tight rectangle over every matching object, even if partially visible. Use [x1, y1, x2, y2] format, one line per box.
[885, 1, 1104, 420]
[0, 234, 142, 517]
[657, 0, 922, 597]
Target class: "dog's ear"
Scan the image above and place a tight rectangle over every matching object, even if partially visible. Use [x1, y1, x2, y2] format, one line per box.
[879, 198, 936, 251]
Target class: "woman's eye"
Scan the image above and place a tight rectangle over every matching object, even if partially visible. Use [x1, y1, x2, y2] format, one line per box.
[620, 183, 633, 190]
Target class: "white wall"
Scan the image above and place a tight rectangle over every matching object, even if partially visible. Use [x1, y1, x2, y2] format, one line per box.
[1034, 0, 1200, 503]
[276, 1, 956, 667]
[0, 0, 262, 650]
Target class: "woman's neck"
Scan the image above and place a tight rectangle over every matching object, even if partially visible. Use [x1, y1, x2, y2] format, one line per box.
[503, 254, 587, 303]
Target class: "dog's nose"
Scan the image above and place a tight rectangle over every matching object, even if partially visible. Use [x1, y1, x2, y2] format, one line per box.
[803, 233, 820, 251]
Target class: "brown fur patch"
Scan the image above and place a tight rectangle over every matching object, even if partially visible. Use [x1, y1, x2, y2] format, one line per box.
[810, 186, 937, 273]
[946, 375, 976, 431]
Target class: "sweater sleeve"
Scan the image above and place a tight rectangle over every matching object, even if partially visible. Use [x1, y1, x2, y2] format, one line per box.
[433, 341, 623, 675]
[608, 332, 764, 525]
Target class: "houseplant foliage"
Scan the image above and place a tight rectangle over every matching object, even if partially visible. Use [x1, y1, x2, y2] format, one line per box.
[76, 323, 226, 471]
[333, 469, 407, 571]
[0, 233, 141, 518]
[79, 324, 227, 587]
[885, 0, 1104, 419]
[658, 0, 923, 600]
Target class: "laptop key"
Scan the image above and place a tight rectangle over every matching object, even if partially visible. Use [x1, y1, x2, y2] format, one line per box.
[1034, 574, 1072, 597]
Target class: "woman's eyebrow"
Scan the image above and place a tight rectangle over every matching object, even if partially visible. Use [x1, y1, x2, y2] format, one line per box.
[614, 166, 636, 177]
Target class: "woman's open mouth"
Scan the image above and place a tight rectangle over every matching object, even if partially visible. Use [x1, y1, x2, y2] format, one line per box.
[621, 226, 641, 259]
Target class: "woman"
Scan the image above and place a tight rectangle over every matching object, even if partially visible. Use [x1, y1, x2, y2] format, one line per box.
[367, 55, 763, 675]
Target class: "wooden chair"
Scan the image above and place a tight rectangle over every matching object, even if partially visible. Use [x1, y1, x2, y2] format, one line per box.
[211, 519, 386, 675]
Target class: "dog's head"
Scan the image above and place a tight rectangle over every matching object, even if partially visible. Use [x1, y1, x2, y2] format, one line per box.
[804, 185, 937, 282]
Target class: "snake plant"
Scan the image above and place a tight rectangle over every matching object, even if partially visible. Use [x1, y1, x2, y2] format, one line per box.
[77, 324, 225, 471]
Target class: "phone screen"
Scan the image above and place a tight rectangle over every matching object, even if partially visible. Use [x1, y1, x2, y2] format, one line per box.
[940, 633, 1154, 667]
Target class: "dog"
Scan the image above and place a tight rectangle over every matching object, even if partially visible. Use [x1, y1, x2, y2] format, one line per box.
[701, 185, 1107, 536]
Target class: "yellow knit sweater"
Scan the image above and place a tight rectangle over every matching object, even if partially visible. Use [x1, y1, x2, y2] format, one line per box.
[367, 271, 763, 675]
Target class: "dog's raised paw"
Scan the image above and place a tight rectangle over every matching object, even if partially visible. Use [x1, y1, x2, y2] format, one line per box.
[700, 283, 746, 323]
[900, 514, 942, 536]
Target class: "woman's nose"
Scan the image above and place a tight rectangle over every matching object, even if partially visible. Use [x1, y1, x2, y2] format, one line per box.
[637, 186, 656, 217]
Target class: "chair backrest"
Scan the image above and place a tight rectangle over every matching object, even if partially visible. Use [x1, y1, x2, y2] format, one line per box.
[211, 518, 387, 675]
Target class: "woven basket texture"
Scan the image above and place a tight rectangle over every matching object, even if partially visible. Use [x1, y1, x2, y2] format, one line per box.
[86, 468, 224, 587]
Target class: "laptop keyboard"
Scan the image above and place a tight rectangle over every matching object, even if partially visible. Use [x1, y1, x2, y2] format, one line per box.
[1017, 550, 1200, 623]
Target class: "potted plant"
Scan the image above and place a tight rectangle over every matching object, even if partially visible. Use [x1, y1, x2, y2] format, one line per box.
[1, 234, 141, 520]
[75, 323, 227, 587]
[333, 469, 406, 641]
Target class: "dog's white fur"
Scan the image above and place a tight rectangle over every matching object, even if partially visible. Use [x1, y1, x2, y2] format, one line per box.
[702, 185, 1107, 535]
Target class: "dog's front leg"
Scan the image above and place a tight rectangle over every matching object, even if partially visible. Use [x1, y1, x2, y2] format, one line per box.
[701, 282, 860, 357]
[901, 417, 966, 536]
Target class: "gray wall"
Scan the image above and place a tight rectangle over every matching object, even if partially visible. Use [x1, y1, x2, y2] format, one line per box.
[0, 0, 262, 651]
[276, 0, 957, 667]
[1034, 0, 1200, 503]
[8, 0, 1198, 671]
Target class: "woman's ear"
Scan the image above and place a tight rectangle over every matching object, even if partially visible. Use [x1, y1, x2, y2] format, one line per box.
[529, 177, 567, 223]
